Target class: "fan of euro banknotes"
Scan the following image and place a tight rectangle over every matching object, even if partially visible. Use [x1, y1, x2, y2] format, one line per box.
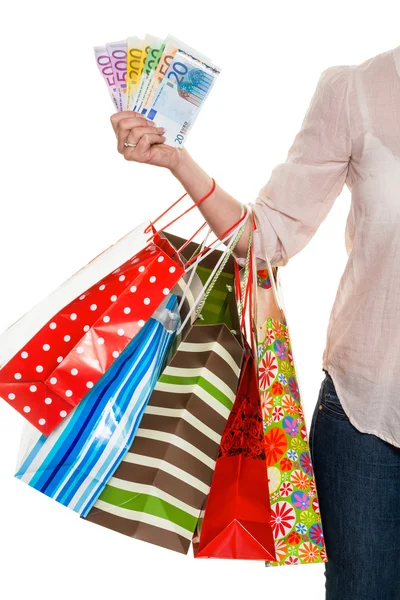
[94, 33, 221, 148]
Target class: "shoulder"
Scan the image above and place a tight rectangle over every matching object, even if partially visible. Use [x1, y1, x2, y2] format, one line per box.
[317, 64, 354, 93]
[321, 46, 396, 89]
[357, 45, 395, 71]
[318, 45, 394, 84]
[307, 64, 354, 118]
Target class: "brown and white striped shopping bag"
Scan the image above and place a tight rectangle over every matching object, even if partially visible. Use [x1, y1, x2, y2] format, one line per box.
[84, 322, 244, 553]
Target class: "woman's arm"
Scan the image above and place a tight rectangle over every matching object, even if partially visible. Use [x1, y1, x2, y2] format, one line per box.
[110, 112, 252, 261]
[169, 148, 252, 260]
[111, 62, 352, 270]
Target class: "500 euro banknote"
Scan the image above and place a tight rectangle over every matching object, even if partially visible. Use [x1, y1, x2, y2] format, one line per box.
[106, 40, 127, 111]
[94, 46, 120, 111]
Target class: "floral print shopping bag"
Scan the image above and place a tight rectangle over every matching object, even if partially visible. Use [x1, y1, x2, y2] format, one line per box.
[253, 210, 327, 567]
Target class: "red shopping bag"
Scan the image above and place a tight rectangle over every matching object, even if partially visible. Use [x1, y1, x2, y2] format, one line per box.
[0, 179, 248, 436]
[193, 340, 276, 560]
[193, 220, 276, 560]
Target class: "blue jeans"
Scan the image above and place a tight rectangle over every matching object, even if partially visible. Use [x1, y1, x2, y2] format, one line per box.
[309, 369, 400, 599]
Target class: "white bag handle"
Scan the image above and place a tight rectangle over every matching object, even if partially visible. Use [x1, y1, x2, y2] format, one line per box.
[176, 205, 250, 336]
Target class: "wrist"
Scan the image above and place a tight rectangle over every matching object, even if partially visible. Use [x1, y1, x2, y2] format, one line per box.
[169, 147, 193, 179]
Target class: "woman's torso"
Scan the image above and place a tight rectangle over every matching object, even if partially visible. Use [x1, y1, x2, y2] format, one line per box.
[323, 45, 400, 448]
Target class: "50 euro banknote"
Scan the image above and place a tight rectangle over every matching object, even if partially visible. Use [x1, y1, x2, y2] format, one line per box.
[144, 48, 221, 147]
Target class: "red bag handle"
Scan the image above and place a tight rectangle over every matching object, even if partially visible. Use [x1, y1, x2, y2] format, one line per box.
[144, 178, 217, 236]
[183, 208, 249, 269]
[144, 178, 249, 269]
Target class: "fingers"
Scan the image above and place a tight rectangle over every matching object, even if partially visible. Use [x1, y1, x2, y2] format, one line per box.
[123, 132, 167, 161]
[116, 116, 155, 136]
[118, 124, 164, 154]
[111, 111, 156, 145]
[110, 110, 143, 134]
[109, 110, 167, 162]
[115, 117, 157, 152]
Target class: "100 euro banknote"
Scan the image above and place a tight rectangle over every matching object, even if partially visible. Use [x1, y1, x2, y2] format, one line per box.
[144, 48, 221, 147]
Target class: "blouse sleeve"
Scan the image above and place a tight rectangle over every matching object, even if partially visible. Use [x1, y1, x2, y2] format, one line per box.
[233, 64, 352, 269]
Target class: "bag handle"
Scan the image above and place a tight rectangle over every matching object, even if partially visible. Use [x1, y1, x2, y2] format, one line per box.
[252, 209, 286, 325]
[236, 228, 253, 328]
[144, 178, 217, 235]
[233, 207, 273, 357]
[182, 206, 249, 269]
[234, 214, 255, 332]
[237, 220, 256, 356]
[182, 202, 247, 276]
[175, 203, 249, 332]
[194, 216, 251, 325]
[175, 206, 251, 336]
[144, 178, 250, 269]
[249, 207, 259, 357]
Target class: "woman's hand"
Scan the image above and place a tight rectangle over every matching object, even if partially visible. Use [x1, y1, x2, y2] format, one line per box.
[110, 111, 182, 171]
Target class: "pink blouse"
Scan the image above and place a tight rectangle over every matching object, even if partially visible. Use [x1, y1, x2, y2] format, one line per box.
[234, 44, 400, 448]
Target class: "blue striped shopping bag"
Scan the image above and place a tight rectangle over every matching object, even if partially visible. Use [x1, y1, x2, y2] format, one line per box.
[15, 294, 179, 516]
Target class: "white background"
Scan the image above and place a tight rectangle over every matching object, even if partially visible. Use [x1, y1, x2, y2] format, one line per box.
[0, 2, 397, 598]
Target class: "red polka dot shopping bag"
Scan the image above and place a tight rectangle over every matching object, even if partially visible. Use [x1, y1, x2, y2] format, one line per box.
[0, 181, 247, 437]
[252, 209, 328, 566]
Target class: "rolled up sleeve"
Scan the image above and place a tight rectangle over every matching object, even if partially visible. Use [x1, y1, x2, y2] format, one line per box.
[234, 64, 352, 269]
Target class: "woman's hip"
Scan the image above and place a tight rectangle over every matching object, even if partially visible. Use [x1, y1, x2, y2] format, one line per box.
[310, 369, 400, 599]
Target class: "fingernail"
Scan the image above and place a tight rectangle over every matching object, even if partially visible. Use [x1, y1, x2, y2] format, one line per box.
[158, 127, 165, 132]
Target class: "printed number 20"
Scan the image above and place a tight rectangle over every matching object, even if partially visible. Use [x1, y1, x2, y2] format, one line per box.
[167, 61, 188, 85]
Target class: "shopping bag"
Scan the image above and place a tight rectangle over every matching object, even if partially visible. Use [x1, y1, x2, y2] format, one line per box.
[82, 216, 250, 553]
[193, 339, 276, 560]
[193, 219, 276, 560]
[252, 209, 327, 566]
[0, 222, 184, 435]
[0, 179, 247, 436]
[14, 294, 180, 515]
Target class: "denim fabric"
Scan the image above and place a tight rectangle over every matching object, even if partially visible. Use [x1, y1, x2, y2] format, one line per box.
[309, 369, 400, 599]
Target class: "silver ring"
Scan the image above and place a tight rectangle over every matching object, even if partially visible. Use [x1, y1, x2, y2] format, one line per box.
[124, 140, 137, 148]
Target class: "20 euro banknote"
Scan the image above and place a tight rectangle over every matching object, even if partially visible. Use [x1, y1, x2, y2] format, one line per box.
[140, 33, 214, 115]
[145, 48, 221, 147]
